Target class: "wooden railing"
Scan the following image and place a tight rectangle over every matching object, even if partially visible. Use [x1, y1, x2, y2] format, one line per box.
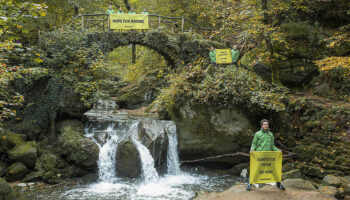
[74, 13, 213, 33]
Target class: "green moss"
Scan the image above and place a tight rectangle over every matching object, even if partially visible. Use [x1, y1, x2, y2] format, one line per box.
[8, 141, 37, 167]
[6, 162, 29, 182]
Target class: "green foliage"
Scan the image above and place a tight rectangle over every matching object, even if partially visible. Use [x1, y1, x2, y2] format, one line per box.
[152, 65, 289, 117]
[280, 96, 350, 177]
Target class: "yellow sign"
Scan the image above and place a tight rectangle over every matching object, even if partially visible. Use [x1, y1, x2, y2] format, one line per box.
[216, 49, 232, 64]
[249, 151, 282, 184]
[110, 14, 149, 30]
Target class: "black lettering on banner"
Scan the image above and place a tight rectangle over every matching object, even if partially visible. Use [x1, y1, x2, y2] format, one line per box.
[265, 170, 273, 173]
[261, 163, 271, 166]
[259, 170, 264, 174]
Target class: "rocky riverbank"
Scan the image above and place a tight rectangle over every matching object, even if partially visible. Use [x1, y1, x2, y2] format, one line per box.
[193, 176, 350, 200]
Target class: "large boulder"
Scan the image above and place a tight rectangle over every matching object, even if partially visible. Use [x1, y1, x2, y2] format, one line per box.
[57, 126, 99, 169]
[115, 141, 141, 178]
[0, 129, 25, 153]
[6, 162, 29, 182]
[282, 178, 317, 190]
[175, 101, 254, 166]
[0, 178, 16, 200]
[323, 175, 341, 187]
[228, 163, 249, 176]
[8, 141, 36, 168]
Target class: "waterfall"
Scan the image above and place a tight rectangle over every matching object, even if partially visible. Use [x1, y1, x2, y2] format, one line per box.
[96, 124, 119, 182]
[132, 138, 159, 182]
[86, 118, 181, 184]
[167, 124, 181, 174]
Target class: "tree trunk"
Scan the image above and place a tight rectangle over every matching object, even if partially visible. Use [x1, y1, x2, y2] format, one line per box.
[132, 44, 136, 64]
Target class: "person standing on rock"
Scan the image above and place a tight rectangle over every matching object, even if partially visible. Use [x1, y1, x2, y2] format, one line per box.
[247, 119, 285, 191]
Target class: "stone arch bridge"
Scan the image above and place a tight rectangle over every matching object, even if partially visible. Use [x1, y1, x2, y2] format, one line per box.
[64, 14, 222, 67]
[85, 30, 222, 67]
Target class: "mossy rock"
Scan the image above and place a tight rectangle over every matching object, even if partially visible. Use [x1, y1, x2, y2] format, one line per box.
[39, 153, 58, 171]
[0, 129, 25, 153]
[5, 162, 29, 182]
[24, 170, 45, 182]
[57, 128, 99, 169]
[56, 120, 84, 135]
[0, 178, 16, 200]
[8, 141, 37, 168]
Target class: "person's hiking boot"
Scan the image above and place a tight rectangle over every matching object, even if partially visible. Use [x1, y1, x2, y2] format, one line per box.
[246, 183, 251, 191]
[276, 182, 285, 190]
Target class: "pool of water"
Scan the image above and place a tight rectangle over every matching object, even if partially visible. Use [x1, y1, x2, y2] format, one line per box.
[17, 170, 242, 200]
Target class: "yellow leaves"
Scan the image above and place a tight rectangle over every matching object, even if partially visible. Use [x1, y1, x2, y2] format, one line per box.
[315, 57, 350, 78]
[33, 58, 43, 63]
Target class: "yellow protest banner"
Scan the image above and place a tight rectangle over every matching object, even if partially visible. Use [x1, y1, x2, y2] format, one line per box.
[216, 49, 232, 64]
[110, 14, 149, 30]
[249, 151, 282, 184]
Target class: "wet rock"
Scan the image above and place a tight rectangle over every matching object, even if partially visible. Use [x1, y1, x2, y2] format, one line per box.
[0, 178, 16, 200]
[323, 175, 341, 187]
[115, 140, 141, 178]
[6, 162, 29, 182]
[93, 131, 108, 145]
[137, 120, 168, 168]
[57, 128, 99, 169]
[8, 141, 36, 168]
[282, 178, 316, 190]
[175, 101, 253, 166]
[228, 163, 249, 176]
[282, 169, 302, 180]
[318, 186, 337, 196]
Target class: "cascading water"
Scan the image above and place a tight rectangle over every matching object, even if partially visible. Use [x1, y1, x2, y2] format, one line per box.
[96, 124, 119, 182]
[55, 117, 236, 200]
[131, 138, 159, 182]
[167, 124, 181, 175]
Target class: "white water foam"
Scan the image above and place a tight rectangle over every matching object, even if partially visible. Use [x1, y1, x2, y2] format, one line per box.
[96, 124, 120, 182]
[132, 137, 159, 182]
[167, 124, 181, 174]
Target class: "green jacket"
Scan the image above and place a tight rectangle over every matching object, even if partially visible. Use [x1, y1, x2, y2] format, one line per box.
[141, 11, 149, 15]
[128, 11, 136, 14]
[106, 9, 115, 14]
[231, 49, 239, 63]
[117, 11, 124, 14]
[250, 129, 280, 151]
[209, 50, 216, 63]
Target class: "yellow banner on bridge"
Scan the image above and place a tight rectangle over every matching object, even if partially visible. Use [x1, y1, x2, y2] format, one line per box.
[110, 14, 149, 30]
[216, 49, 232, 64]
[249, 151, 282, 184]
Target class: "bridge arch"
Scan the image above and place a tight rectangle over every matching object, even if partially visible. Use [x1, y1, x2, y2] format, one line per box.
[86, 30, 222, 67]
